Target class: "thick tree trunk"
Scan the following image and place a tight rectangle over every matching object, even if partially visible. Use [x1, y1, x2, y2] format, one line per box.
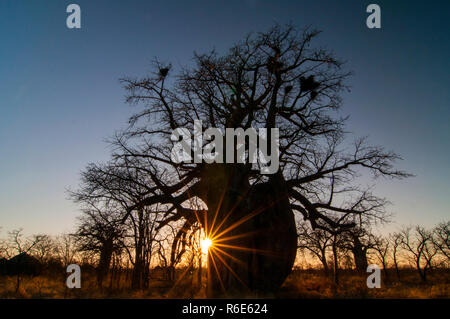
[197, 253, 202, 289]
[200, 164, 297, 297]
[132, 259, 144, 289]
[381, 259, 389, 282]
[393, 250, 401, 281]
[352, 238, 368, 273]
[332, 237, 339, 285]
[97, 238, 113, 288]
[416, 260, 427, 282]
[132, 210, 146, 289]
[320, 255, 329, 275]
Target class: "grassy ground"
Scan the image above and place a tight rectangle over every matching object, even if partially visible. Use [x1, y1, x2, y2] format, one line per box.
[279, 269, 449, 298]
[0, 268, 448, 299]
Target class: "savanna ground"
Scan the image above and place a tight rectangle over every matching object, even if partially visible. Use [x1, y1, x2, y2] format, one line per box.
[1, 268, 448, 299]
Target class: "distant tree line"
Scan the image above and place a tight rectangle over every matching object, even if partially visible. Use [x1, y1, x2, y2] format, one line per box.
[297, 220, 449, 284]
[1, 218, 447, 294]
[0, 216, 206, 293]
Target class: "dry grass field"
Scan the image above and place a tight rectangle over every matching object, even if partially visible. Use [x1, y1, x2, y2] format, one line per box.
[279, 269, 450, 298]
[1, 268, 448, 299]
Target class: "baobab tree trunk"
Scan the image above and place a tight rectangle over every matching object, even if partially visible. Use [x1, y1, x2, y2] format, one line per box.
[380, 258, 389, 282]
[393, 253, 401, 282]
[320, 255, 330, 275]
[132, 257, 144, 289]
[417, 260, 427, 282]
[332, 235, 339, 285]
[352, 238, 368, 273]
[197, 233, 203, 289]
[201, 164, 297, 297]
[97, 238, 114, 289]
[131, 209, 146, 289]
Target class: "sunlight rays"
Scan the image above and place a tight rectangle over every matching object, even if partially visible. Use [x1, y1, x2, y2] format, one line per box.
[172, 179, 282, 296]
[200, 237, 213, 254]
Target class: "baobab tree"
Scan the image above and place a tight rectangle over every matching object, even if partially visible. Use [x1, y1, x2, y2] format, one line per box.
[400, 226, 438, 282]
[297, 221, 333, 274]
[390, 232, 403, 281]
[73, 204, 125, 288]
[432, 221, 449, 261]
[86, 24, 409, 297]
[340, 226, 377, 273]
[372, 235, 391, 281]
[70, 161, 168, 289]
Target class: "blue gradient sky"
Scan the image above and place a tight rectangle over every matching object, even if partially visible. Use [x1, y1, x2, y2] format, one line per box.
[0, 0, 449, 236]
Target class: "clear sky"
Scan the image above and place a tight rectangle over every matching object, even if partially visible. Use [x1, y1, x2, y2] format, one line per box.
[0, 0, 449, 236]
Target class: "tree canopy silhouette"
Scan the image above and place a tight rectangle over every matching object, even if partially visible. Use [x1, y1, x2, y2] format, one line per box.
[77, 24, 409, 297]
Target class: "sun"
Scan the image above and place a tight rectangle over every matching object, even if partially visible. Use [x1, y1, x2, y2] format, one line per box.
[200, 238, 213, 254]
